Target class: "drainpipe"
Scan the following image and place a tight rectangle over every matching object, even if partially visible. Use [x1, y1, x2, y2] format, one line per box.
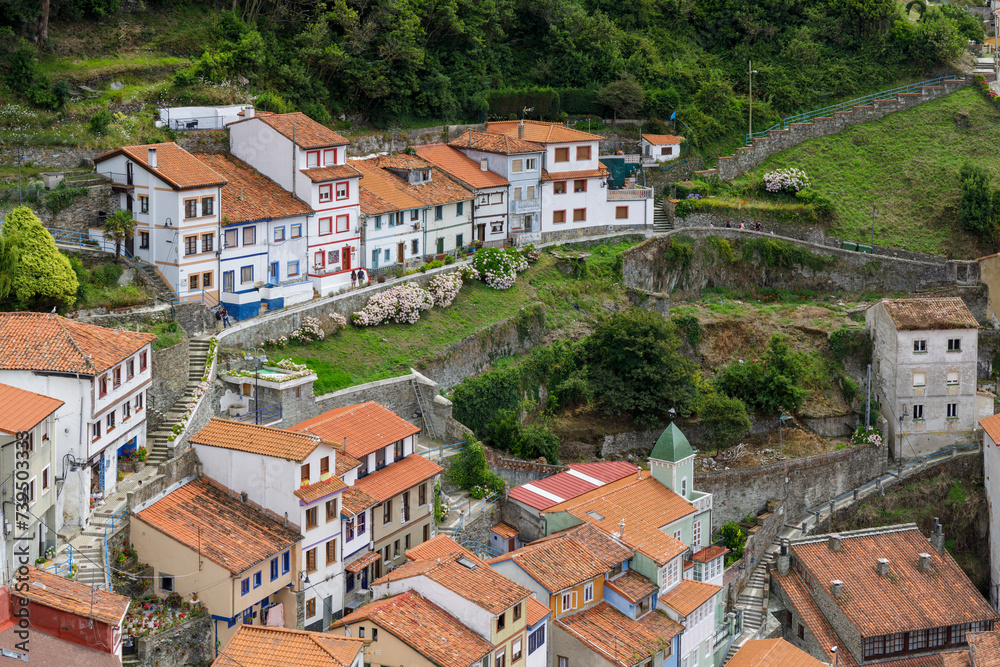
[291, 125, 297, 198]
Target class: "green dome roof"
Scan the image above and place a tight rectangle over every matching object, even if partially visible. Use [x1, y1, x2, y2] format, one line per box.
[650, 423, 693, 462]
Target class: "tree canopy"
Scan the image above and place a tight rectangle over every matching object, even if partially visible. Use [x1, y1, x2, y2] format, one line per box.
[1, 206, 78, 310]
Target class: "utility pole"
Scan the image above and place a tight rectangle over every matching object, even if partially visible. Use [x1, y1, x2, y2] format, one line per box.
[748, 61, 758, 143]
[870, 205, 877, 253]
[865, 364, 871, 429]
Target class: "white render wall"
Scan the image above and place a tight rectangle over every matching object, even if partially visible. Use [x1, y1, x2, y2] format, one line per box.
[985, 431, 1000, 611]
[229, 119, 297, 194]
[425, 200, 473, 254]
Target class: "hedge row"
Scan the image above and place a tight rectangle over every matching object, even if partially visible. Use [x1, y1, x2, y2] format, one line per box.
[485, 86, 682, 121]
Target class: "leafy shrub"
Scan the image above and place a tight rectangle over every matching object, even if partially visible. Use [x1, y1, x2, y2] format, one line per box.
[88, 107, 113, 136]
[470, 248, 528, 290]
[43, 182, 88, 215]
[829, 327, 872, 364]
[721, 521, 747, 564]
[794, 188, 835, 221]
[715, 334, 808, 414]
[741, 238, 830, 271]
[852, 424, 883, 447]
[672, 313, 701, 350]
[841, 375, 859, 404]
[445, 440, 505, 495]
[701, 392, 751, 452]
[91, 262, 124, 287]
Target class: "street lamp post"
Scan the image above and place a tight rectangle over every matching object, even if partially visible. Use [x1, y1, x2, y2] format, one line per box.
[245, 347, 268, 424]
[748, 61, 758, 142]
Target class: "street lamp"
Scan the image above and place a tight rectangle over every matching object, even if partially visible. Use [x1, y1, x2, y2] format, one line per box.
[870, 205, 877, 254]
[244, 348, 268, 424]
[896, 406, 909, 465]
[748, 61, 759, 142]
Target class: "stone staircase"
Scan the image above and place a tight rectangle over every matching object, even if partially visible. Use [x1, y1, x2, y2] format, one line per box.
[653, 199, 672, 233]
[724, 547, 778, 663]
[146, 337, 213, 465]
[131, 257, 176, 305]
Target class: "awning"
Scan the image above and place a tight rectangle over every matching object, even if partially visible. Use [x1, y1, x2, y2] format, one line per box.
[346, 551, 379, 573]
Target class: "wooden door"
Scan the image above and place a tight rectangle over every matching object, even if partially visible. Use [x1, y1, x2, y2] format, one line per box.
[397, 242, 405, 264]
[342, 245, 351, 271]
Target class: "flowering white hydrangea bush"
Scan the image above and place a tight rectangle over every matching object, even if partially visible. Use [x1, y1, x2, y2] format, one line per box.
[327, 312, 348, 332]
[427, 273, 463, 308]
[276, 359, 309, 372]
[352, 282, 434, 326]
[290, 316, 326, 343]
[763, 168, 810, 193]
[470, 248, 529, 290]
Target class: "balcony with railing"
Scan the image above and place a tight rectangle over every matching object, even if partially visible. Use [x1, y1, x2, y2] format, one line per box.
[511, 197, 541, 214]
[100, 171, 134, 192]
[607, 188, 652, 201]
[690, 490, 712, 513]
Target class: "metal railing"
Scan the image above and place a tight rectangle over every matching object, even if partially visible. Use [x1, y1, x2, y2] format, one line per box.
[511, 198, 541, 214]
[607, 188, 653, 201]
[424, 441, 466, 460]
[103, 505, 129, 590]
[45, 544, 74, 577]
[234, 404, 282, 425]
[461, 540, 500, 558]
[746, 75, 959, 144]
[100, 171, 131, 187]
[166, 116, 226, 131]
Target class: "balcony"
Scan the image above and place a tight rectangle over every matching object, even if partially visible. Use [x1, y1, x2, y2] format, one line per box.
[511, 198, 541, 214]
[101, 172, 134, 193]
[607, 188, 652, 201]
[690, 490, 712, 513]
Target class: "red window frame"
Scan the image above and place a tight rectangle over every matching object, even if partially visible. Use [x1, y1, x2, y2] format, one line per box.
[573, 208, 586, 222]
[307, 151, 320, 168]
[553, 181, 567, 195]
[139, 351, 147, 371]
[336, 181, 349, 201]
[324, 148, 337, 165]
[574, 179, 587, 193]
[319, 185, 332, 203]
[577, 145, 592, 160]
[99, 375, 108, 397]
[553, 210, 566, 224]
[336, 214, 350, 233]
[314, 251, 326, 269]
[319, 217, 333, 236]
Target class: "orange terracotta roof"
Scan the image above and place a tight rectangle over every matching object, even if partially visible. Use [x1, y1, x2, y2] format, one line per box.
[405, 534, 474, 561]
[376, 551, 531, 614]
[334, 591, 492, 667]
[541, 166, 609, 181]
[415, 144, 509, 190]
[335, 450, 362, 476]
[345, 550, 380, 573]
[20, 566, 130, 626]
[642, 134, 685, 146]
[213, 625, 365, 667]
[604, 570, 657, 603]
[0, 383, 63, 435]
[658, 579, 721, 617]
[773, 572, 859, 667]
[293, 475, 347, 503]
[353, 454, 441, 503]
[970, 630, 1000, 667]
[233, 111, 349, 149]
[299, 163, 363, 183]
[691, 545, 729, 562]
[194, 154, 313, 225]
[790, 526, 998, 637]
[292, 402, 421, 460]
[352, 155, 474, 209]
[0, 312, 155, 375]
[95, 142, 227, 190]
[488, 120, 604, 143]
[877, 298, 978, 330]
[489, 523, 631, 592]
[728, 639, 828, 667]
[341, 486, 378, 516]
[525, 595, 551, 626]
[554, 603, 683, 667]
[548, 472, 694, 565]
[449, 129, 544, 155]
[492, 522, 519, 540]
[981, 412, 1000, 444]
[135, 477, 302, 574]
[190, 418, 321, 461]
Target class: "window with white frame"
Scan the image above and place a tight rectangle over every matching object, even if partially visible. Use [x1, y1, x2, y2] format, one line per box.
[693, 520, 701, 548]
[947, 371, 959, 386]
[914, 339, 927, 353]
[336, 182, 349, 200]
[948, 338, 961, 351]
[913, 404, 924, 419]
[666, 558, 680, 588]
[561, 591, 576, 612]
[526, 157, 537, 170]
[947, 403, 958, 418]
[584, 582, 594, 603]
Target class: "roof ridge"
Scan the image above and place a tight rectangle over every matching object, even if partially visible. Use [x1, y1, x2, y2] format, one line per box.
[790, 522, 920, 545]
[55, 314, 97, 374]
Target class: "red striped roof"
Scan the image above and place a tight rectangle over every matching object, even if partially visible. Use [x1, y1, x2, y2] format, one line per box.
[508, 461, 638, 511]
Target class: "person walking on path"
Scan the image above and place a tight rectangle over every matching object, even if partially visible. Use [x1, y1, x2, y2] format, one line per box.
[221, 306, 231, 328]
[350, 269, 357, 289]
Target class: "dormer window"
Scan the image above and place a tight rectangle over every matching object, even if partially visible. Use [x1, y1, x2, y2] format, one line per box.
[324, 148, 337, 165]
[307, 151, 320, 168]
[421, 169, 431, 182]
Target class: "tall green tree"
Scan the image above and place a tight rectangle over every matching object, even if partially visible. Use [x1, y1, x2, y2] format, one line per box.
[596, 73, 645, 122]
[103, 208, 137, 264]
[585, 308, 698, 427]
[958, 163, 997, 240]
[700, 392, 752, 455]
[1, 206, 77, 310]
[0, 231, 20, 302]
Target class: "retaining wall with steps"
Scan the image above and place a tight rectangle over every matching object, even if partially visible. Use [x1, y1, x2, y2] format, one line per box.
[696, 77, 968, 182]
[147, 337, 211, 465]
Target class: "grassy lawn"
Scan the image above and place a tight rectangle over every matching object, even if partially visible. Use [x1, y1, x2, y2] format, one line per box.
[274, 239, 642, 394]
[739, 87, 999, 258]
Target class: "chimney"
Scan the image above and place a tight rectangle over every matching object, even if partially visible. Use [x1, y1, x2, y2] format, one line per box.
[518, 123, 525, 139]
[480, 157, 488, 171]
[240, 491, 248, 504]
[930, 518, 946, 555]
[148, 147, 157, 169]
[876, 558, 890, 576]
[828, 534, 842, 552]
[918, 553, 932, 571]
[245, 106, 255, 119]
[830, 580, 843, 598]
[777, 539, 790, 576]
[618, 518, 625, 538]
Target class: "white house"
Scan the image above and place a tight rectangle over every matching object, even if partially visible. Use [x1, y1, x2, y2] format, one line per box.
[487, 120, 652, 239]
[866, 297, 987, 459]
[982, 413, 1000, 612]
[415, 143, 510, 248]
[350, 158, 427, 274]
[94, 142, 227, 302]
[0, 383, 63, 573]
[0, 313, 154, 530]
[450, 129, 546, 244]
[189, 418, 349, 630]
[640, 134, 685, 163]
[156, 104, 253, 131]
[228, 111, 363, 295]
[194, 153, 314, 320]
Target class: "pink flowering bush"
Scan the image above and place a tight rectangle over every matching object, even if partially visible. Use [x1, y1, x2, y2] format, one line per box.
[327, 312, 348, 331]
[851, 425, 882, 447]
[763, 168, 810, 193]
[290, 316, 325, 343]
[470, 248, 528, 290]
[352, 282, 434, 326]
[427, 273, 463, 307]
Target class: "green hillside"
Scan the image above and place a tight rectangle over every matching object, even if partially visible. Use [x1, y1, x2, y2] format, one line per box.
[740, 88, 1000, 258]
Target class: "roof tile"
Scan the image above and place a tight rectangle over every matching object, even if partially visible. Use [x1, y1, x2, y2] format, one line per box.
[414, 144, 509, 190]
[525, 596, 551, 626]
[877, 298, 978, 330]
[135, 477, 302, 574]
[554, 603, 683, 667]
[233, 112, 348, 149]
[405, 534, 473, 561]
[0, 313, 155, 375]
[95, 142, 227, 190]
[341, 486, 379, 516]
[20, 566, 130, 626]
[194, 154, 313, 225]
[191, 418, 322, 462]
[541, 166, 609, 181]
[353, 454, 441, 503]
[604, 570, 657, 603]
[334, 591, 492, 667]
[642, 134, 685, 146]
[487, 120, 604, 143]
[293, 475, 347, 504]
[0, 383, 63, 435]
[299, 164, 363, 183]
[658, 579, 721, 617]
[350, 155, 474, 212]
[449, 129, 545, 155]
[292, 402, 421, 460]
[212, 625, 365, 667]
[727, 639, 828, 667]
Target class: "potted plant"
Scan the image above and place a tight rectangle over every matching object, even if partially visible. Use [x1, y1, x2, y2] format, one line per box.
[135, 447, 147, 472]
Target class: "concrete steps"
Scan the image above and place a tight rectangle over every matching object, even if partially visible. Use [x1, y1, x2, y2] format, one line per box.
[725, 549, 777, 663]
[147, 338, 213, 465]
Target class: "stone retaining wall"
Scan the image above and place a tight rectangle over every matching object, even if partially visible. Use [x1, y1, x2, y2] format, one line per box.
[347, 123, 487, 156]
[703, 78, 968, 181]
[722, 498, 787, 607]
[0, 147, 98, 170]
[0, 184, 116, 234]
[150, 337, 189, 432]
[135, 615, 212, 667]
[126, 448, 202, 510]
